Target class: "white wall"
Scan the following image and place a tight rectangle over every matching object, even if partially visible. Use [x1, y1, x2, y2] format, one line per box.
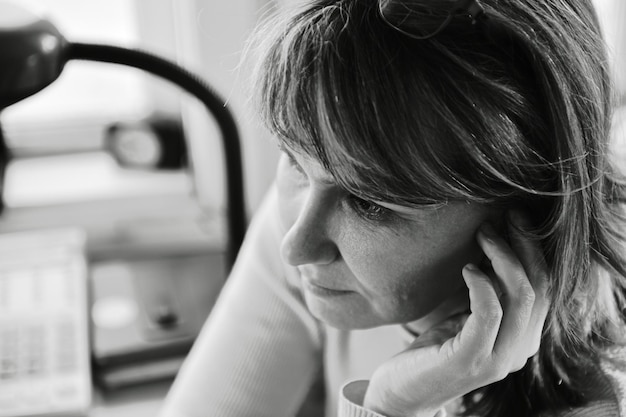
[173, 0, 281, 216]
[593, 0, 626, 99]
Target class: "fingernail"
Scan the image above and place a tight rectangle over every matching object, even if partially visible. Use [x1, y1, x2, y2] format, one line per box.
[480, 222, 497, 238]
[464, 263, 478, 271]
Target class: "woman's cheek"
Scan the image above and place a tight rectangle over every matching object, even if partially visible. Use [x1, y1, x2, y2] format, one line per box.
[336, 218, 405, 286]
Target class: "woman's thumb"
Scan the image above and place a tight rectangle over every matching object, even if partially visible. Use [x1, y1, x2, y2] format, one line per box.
[407, 313, 469, 350]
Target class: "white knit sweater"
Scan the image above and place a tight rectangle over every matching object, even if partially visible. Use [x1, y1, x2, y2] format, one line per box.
[159, 186, 625, 417]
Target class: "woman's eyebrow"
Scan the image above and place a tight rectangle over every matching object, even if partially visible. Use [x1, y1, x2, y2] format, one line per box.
[281, 146, 337, 186]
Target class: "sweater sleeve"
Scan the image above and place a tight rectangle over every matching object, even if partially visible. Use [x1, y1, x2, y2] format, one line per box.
[338, 381, 446, 417]
[159, 186, 323, 417]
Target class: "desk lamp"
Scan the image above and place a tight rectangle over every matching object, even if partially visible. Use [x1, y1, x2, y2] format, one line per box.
[0, 0, 246, 268]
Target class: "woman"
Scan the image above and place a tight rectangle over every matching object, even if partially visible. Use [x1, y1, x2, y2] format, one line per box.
[159, 0, 626, 416]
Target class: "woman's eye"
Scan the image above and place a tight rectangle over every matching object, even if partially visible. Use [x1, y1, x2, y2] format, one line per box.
[347, 195, 391, 222]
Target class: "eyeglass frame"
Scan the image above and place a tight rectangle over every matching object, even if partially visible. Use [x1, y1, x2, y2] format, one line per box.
[378, 0, 488, 40]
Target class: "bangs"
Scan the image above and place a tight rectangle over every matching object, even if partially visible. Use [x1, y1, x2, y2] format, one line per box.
[250, 0, 545, 207]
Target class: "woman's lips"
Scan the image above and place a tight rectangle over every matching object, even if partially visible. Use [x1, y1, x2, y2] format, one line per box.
[302, 276, 352, 297]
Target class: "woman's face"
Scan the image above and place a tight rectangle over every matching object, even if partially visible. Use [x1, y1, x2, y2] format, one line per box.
[277, 149, 497, 330]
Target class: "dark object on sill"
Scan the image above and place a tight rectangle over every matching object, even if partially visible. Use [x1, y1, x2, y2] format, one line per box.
[105, 115, 188, 170]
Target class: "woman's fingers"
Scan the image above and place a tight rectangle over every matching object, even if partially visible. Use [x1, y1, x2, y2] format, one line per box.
[506, 210, 550, 356]
[459, 264, 502, 353]
[476, 221, 535, 363]
[408, 312, 469, 350]
[401, 210, 549, 388]
[462, 210, 550, 379]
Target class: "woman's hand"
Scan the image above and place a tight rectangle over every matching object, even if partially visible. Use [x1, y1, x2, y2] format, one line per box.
[363, 210, 550, 417]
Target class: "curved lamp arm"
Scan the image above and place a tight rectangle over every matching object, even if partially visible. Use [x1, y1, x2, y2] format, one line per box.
[0, 1, 246, 269]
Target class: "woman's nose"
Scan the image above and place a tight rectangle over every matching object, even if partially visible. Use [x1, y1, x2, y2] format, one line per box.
[280, 194, 338, 267]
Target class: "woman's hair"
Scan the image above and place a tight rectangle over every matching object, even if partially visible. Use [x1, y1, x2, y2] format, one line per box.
[247, 0, 626, 415]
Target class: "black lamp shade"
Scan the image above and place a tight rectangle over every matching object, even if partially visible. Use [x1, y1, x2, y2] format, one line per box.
[0, 1, 67, 108]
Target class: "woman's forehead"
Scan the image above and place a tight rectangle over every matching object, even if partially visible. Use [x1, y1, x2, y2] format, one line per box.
[280, 137, 450, 207]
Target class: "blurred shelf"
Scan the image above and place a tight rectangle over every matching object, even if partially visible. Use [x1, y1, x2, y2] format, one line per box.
[0, 193, 226, 260]
[90, 380, 171, 417]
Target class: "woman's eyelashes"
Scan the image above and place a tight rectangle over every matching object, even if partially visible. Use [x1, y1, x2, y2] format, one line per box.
[345, 195, 393, 223]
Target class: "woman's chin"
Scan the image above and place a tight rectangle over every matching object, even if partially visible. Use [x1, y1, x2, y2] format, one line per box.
[303, 291, 386, 330]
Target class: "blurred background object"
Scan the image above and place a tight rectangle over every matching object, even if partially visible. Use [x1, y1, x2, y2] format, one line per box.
[0, 1, 273, 416]
[0, 0, 253, 401]
[104, 115, 187, 170]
